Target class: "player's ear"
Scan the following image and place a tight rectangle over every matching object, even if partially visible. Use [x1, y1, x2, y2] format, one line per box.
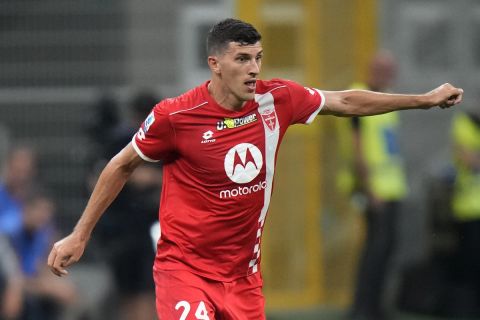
[208, 56, 221, 74]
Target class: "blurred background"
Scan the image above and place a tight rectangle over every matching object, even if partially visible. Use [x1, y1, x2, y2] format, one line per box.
[0, 0, 479, 319]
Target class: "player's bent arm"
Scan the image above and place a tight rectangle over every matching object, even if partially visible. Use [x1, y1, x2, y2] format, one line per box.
[320, 83, 463, 117]
[48, 143, 143, 277]
[71, 143, 143, 240]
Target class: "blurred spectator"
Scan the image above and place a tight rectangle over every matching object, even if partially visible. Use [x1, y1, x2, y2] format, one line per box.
[10, 189, 78, 320]
[448, 109, 480, 316]
[0, 234, 23, 320]
[88, 90, 162, 320]
[0, 146, 38, 238]
[86, 94, 121, 161]
[0, 125, 9, 174]
[347, 51, 408, 320]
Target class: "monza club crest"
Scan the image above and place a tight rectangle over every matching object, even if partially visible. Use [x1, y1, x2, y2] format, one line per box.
[259, 108, 277, 131]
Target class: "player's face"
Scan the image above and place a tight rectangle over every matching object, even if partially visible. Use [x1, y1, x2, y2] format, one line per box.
[216, 41, 263, 103]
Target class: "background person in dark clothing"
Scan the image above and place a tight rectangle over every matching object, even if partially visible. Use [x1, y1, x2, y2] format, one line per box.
[348, 51, 408, 320]
[448, 109, 480, 317]
[88, 91, 162, 320]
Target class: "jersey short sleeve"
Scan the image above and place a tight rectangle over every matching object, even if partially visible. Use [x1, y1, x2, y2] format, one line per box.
[131, 102, 175, 162]
[285, 79, 325, 125]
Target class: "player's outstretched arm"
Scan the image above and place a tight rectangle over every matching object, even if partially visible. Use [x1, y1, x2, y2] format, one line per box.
[47, 143, 143, 277]
[320, 83, 463, 117]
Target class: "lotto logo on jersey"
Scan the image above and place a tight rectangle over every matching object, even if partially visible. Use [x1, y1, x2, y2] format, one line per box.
[224, 143, 263, 184]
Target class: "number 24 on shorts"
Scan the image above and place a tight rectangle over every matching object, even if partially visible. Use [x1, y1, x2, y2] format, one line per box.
[175, 300, 210, 320]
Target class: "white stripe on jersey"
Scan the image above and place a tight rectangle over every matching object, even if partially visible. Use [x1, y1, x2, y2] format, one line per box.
[169, 101, 208, 116]
[247, 91, 281, 275]
[255, 91, 280, 224]
[131, 137, 160, 162]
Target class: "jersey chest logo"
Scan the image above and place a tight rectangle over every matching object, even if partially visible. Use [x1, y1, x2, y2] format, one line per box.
[216, 113, 258, 131]
[224, 143, 263, 184]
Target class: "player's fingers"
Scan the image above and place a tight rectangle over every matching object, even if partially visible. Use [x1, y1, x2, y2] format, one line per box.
[47, 247, 65, 276]
[49, 259, 64, 277]
[62, 254, 78, 268]
[47, 245, 57, 268]
[52, 268, 66, 277]
[440, 87, 463, 109]
[51, 248, 70, 277]
[54, 261, 69, 277]
[454, 89, 464, 104]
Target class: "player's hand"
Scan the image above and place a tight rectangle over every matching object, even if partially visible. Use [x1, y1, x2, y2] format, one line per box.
[47, 232, 88, 277]
[426, 83, 463, 109]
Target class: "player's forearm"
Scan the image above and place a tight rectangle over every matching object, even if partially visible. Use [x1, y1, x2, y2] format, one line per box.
[324, 90, 430, 116]
[73, 157, 134, 241]
[322, 83, 463, 117]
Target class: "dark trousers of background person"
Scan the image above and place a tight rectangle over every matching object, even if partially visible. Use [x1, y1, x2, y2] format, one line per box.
[449, 220, 480, 317]
[351, 201, 400, 320]
[20, 294, 60, 320]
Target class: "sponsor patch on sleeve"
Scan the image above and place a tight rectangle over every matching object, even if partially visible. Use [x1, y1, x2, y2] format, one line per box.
[143, 111, 155, 133]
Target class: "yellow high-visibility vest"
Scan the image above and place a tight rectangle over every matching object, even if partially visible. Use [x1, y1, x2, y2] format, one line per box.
[359, 112, 408, 200]
[451, 112, 480, 221]
[336, 83, 407, 201]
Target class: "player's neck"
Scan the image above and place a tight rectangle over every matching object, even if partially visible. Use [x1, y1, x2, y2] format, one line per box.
[208, 80, 246, 112]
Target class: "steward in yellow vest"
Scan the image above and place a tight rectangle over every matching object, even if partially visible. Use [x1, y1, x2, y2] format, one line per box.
[448, 110, 480, 317]
[347, 50, 408, 320]
[346, 82, 408, 203]
[451, 112, 480, 221]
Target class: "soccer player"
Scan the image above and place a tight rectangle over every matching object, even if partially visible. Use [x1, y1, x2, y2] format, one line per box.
[48, 18, 463, 319]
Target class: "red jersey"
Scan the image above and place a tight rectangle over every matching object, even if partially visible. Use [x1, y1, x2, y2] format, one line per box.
[132, 79, 325, 281]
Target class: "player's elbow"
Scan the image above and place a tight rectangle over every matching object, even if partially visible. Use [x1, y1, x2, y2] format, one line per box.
[323, 91, 361, 117]
[109, 144, 143, 175]
[108, 154, 139, 178]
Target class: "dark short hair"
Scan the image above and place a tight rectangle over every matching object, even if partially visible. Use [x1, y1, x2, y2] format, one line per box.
[206, 18, 261, 55]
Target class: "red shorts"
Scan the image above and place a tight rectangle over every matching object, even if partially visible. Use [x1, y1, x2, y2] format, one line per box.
[153, 269, 265, 320]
